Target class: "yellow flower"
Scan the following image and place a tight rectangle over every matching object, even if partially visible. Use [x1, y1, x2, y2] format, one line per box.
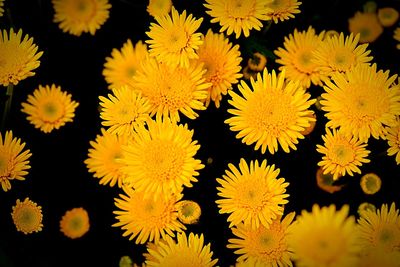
[196, 29, 243, 108]
[0, 28, 43, 86]
[0, 130, 32, 192]
[204, 0, 272, 39]
[356, 246, 400, 267]
[360, 172, 381, 195]
[99, 86, 151, 136]
[52, 0, 111, 36]
[247, 52, 267, 72]
[225, 68, 316, 154]
[377, 7, 399, 27]
[147, 0, 172, 18]
[0, 0, 4, 17]
[227, 212, 295, 266]
[120, 118, 204, 199]
[320, 63, 400, 142]
[289, 204, 360, 267]
[274, 26, 327, 89]
[348, 11, 383, 43]
[145, 231, 218, 266]
[176, 200, 201, 224]
[315, 166, 344, 194]
[386, 116, 400, 164]
[216, 158, 289, 229]
[145, 7, 203, 68]
[323, 29, 340, 39]
[357, 202, 376, 217]
[316, 128, 371, 180]
[60, 207, 90, 239]
[113, 186, 186, 244]
[11, 197, 43, 234]
[394, 27, 400, 50]
[264, 0, 302, 24]
[102, 40, 149, 90]
[21, 84, 79, 133]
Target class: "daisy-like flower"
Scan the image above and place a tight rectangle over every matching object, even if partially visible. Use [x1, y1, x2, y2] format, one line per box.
[21, 84, 79, 133]
[227, 212, 295, 266]
[102, 40, 149, 90]
[313, 32, 373, 78]
[195, 29, 243, 108]
[216, 158, 289, 229]
[131, 57, 210, 123]
[348, 11, 383, 43]
[121, 118, 204, 199]
[264, 0, 302, 24]
[113, 186, 186, 244]
[11, 197, 43, 234]
[0, 130, 31, 192]
[145, 231, 218, 266]
[386, 116, 400, 164]
[394, 27, 400, 50]
[146, 7, 203, 68]
[316, 128, 371, 180]
[52, 0, 111, 36]
[289, 204, 360, 267]
[377, 7, 399, 27]
[84, 128, 129, 188]
[60, 207, 90, 239]
[274, 26, 327, 89]
[320, 63, 400, 142]
[0, 0, 4, 17]
[204, 0, 272, 39]
[99, 86, 151, 136]
[360, 172, 381, 195]
[147, 0, 172, 18]
[176, 200, 201, 224]
[0, 28, 43, 87]
[225, 68, 316, 154]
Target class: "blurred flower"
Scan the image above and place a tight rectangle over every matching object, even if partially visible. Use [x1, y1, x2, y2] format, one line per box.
[0, 130, 31, 192]
[51, 0, 111, 36]
[0, 28, 43, 87]
[119, 256, 133, 267]
[348, 11, 383, 43]
[242, 65, 258, 80]
[315, 166, 344, 194]
[377, 7, 399, 27]
[176, 200, 201, 224]
[147, 0, 172, 18]
[60, 207, 90, 239]
[355, 246, 400, 267]
[247, 52, 266, 72]
[21, 84, 79, 133]
[11, 197, 43, 234]
[300, 110, 316, 136]
[394, 27, 400, 50]
[0, 0, 4, 17]
[357, 202, 376, 217]
[360, 172, 381, 195]
[386, 116, 400, 164]
[264, 0, 302, 24]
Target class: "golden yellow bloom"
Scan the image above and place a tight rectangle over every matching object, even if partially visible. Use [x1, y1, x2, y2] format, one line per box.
[176, 200, 201, 224]
[147, 0, 172, 18]
[225, 68, 316, 154]
[21, 84, 79, 133]
[358, 202, 376, 217]
[360, 172, 381, 195]
[216, 158, 289, 229]
[315, 166, 343, 194]
[348, 11, 383, 43]
[320, 63, 400, 142]
[11, 197, 43, 234]
[146, 7, 203, 68]
[264, 0, 302, 24]
[0, 0, 4, 16]
[377, 7, 399, 27]
[52, 0, 111, 36]
[316, 128, 371, 180]
[289, 204, 360, 267]
[0, 28, 43, 86]
[394, 27, 400, 50]
[386, 116, 400, 164]
[0, 130, 31, 192]
[204, 0, 272, 39]
[60, 207, 90, 239]
[247, 52, 266, 72]
[102, 40, 148, 90]
[227, 212, 295, 266]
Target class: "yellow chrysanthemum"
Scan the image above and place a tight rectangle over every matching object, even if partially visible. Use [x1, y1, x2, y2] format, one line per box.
[102, 40, 149, 90]
[120, 118, 204, 199]
[52, 0, 111, 36]
[0, 0, 4, 17]
[204, 0, 272, 39]
[145, 231, 218, 267]
[0, 130, 31, 192]
[0, 28, 43, 87]
[195, 29, 243, 108]
[99, 86, 151, 136]
[176, 200, 201, 224]
[316, 128, 371, 180]
[60, 207, 90, 239]
[147, 0, 172, 18]
[264, 0, 302, 24]
[377, 7, 399, 27]
[145, 7, 203, 68]
[21, 84, 79, 133]
[360, 172, 381, 195]
[131, 57, 210, 123]
[394, 27, 400, 50]
[227, 212, 295, 266]
[11, 197, 43, 234]
[348, 11, 383, 43]
[386, 116, 400, 164]
[84, 128, 129, 188]
[216, 158, 289, 229]
[289, 204, 360, 267]
[313, 32, 373, 78]
[225, 68, 316, 154]
[274, 26, 327, 89]
[113, 186, 186, 244]
[320, 63, 400, 142]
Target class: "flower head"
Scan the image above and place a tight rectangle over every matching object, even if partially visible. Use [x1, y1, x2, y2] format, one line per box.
[247, 52, 267, 72]
[348, 11, 383, 43]
[60, 207, 90, 239]
[147, 0, 172, 18]
[264, 0, 302, 24]
[0, 0, 4, 16]
[315, 166, 343, 194]
[360, 172, 381, 195]
[386, 116, 400, 164]
[176, 200, 201, 224]
[11, 197, 43, 234]
[394, 27, 400, 50]
[377, 7, 399, 27]
[358, 202, 376, 217]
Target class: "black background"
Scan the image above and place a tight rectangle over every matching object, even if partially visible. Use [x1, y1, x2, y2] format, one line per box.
[1, 0, 399, 266]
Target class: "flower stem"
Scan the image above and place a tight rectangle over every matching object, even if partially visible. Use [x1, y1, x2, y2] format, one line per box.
[1, 84, 14, 131]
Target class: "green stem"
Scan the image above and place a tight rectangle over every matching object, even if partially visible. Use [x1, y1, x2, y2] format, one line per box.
[1, 84, 14, 131]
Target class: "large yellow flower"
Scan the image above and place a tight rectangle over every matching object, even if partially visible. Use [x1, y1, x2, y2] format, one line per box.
[0, 28, 43, 86]
[11, 197, 43, 234]
[225, 68, 316, 154]
[216, 158, 289, 229]
[386, 117, 400, 164]
[147, 0, 172, 18]
[52, 0, 111, 36]
[60, 207, 90, 239]
[0, 130, 32, 192]
[348, 11, 383, 43]
[320, 63, 400, 142]
[146, 7, 203, 68]
[21, 84, 79, 133]
[264, 0, 302, 23]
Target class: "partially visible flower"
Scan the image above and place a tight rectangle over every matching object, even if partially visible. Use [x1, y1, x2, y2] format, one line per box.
[176, 200, 201, 224]
[348, 11, 383, 43]
[377, 7, 399, 27]
[394, 27, 400, 50]
[242, 65, 258, 80]
[315, 166, 343, 194]
[356, 246, 400, 267]
[360, 172, 381, 195]
[323, 30, 340, 40]
[146, 0, 172, 18]
[60, 207, 90, 239]
[300, 111, 316, 136]
[247, 52, 266, 72]
[264, 0, 302, 24]
[0, 0, 4, 17]
[386, 117, 400, 164]
[357, 202, 376, 217]
[11, 197, 43, 234]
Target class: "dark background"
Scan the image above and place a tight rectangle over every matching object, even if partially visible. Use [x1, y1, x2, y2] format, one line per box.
[1, 0, 399, 266]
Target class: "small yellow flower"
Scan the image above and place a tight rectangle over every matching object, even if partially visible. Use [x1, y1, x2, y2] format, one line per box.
[377, 7, 399, 27]
[60, 207, 90, 239]
[146, 0, 172, 18]
[315, 166, 343, 194]
[176, 200, 201, 224]
[247, 52, 267, 72]
[11, 197, 43, 234]
[0, 0, 4, 16]
[360, 172, 382, 195]
[357, 202, 376, 217]
[348, 11, 383, 43]
[394, 27, 400, 50]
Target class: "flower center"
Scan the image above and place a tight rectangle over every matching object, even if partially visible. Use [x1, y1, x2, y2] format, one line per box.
[330, 143, 355, 166]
